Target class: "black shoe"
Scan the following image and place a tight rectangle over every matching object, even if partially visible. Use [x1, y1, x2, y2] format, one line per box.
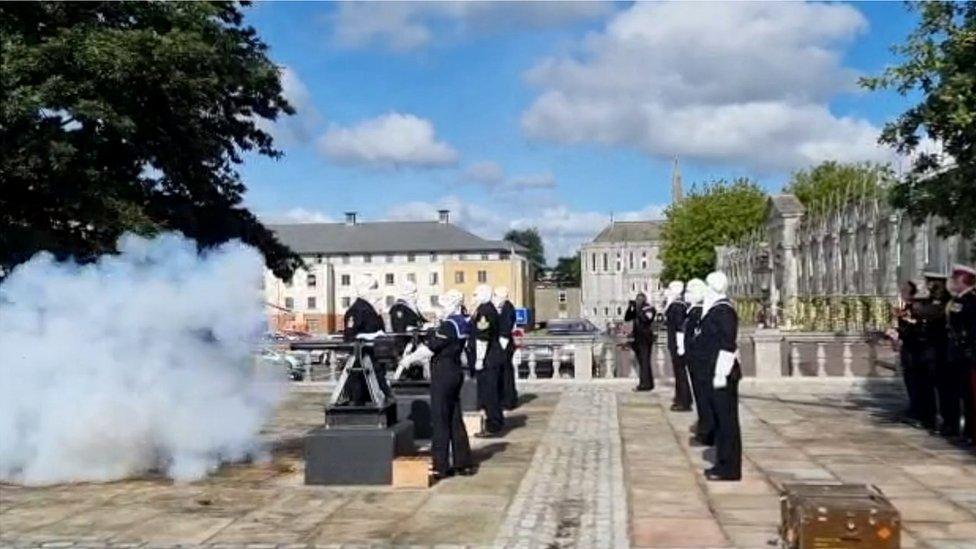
[456, 466, 478, 476]
[670, 404, 692, 412]
[633, 386, 653, 392]
[474, 430, 501, 439]
[431, 469, 455, 481]
[705, 470, 741, 481]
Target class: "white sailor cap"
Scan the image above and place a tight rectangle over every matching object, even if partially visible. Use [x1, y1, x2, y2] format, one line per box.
[922, 270, 948, 280]
[951, 264, 976, 278]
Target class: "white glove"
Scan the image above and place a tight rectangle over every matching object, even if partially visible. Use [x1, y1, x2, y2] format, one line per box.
[676, 333, 685, 356]
[499, 336, 510, 349]
[475, 340, 487, 371]
[399, 344, 432, 368]
[356, 330, 384, 341]
[713, 350, 735, 389]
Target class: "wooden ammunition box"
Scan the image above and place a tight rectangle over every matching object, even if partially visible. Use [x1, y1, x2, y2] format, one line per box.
[779, 483, 900, 549]
[392, 455, 432, 488]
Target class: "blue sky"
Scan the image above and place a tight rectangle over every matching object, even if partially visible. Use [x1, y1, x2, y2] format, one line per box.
[240, 1, 919, 261]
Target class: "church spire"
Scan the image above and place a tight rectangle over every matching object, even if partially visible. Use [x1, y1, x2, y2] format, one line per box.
[671, 156, 683, 204]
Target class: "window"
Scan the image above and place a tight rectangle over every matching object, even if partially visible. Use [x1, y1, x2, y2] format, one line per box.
[591, 253, 597, 272]
[407, 273, 416, 283]
[341, 274, 351, 286]
[629, 252, 634, 269]
[307, 297, 317, 309]
[385, 295, 395, 307]
[315, 254, 323, 264]
[602, 253, 608, 271]
[481, 253, 489, 260]
[341, 254, 350, 265]
[641, 251, 647, 270]
[285, 277, 293, 288]
[341, 296, 351, 308]
[604, 307, 609, 316]
[617, 306, 622, 315]
[284, 297, 294, 310]
[429, 272, 439, 285]
[407, 253, 416, 262]
[364, 254, 372, 264]
[307, 274, 316, 288]
[430, 252, 438, 262]
[477, 270, 487, 283]
[500, 252, 510, 260]
[385, 273, 395, 286]
[458, 253, 467, 260]
[386, 254, 394, 263]
[430, 295, 440, 306]
[455, 271, 465, 283]
[558, 291, 567, 304]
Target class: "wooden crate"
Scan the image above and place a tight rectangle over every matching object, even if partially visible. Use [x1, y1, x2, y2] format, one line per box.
[392, 455, 431, 489]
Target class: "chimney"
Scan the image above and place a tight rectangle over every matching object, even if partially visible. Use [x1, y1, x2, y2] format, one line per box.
[344, 211, 357, 226]
[437, 209, 450, 224]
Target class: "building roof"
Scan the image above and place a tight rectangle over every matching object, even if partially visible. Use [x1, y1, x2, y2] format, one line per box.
[592, 221, 663, 243]
[767, 194, 805, 216]
[268, 221, 524, 255]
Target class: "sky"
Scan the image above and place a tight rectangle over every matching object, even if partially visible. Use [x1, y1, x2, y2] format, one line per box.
[240, 1, 921, 262]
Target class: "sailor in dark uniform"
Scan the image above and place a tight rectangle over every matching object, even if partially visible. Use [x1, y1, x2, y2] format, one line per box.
[625, 292, 657, 391]
[916, 272, 955, 435]
[681, 278, 713, 446]
[665, 281, 692, 411]
[427, 289, 475, 478]
[390, 281, 430, 380]
[342, 275, 388, 405]
[494, 286, 519, 410]
[893, 280, 936, 428]
[700, 272, 741, 481]
[948, 264, 976, 444]
[470, 284, 505, 436]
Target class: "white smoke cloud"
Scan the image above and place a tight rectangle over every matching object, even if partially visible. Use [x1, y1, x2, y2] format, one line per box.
[0, 233, 285, 485]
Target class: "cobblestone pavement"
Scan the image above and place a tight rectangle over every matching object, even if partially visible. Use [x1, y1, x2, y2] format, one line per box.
[493, 386, 628, 548]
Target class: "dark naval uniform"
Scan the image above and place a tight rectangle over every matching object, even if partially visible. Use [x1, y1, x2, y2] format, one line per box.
[497, 300, 519, 410]
[625, 300, 657, 390]
[342, 297, 387, 405]
[427, 314, 474, 475]
[470, 302, 505, 434]
[665, 300, 691, 410]
[685, 303, 713, 444]
[390, 300, 425, 379]
[700, 298, 741, 480]
[948, 288, 976, 442]
[896, 300, 936, 427]
[916, 292, 954, 434]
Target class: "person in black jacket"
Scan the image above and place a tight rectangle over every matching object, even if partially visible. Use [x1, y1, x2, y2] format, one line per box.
[916, 273, 955, 435]
[664, 280, 691, 411]
[682, 278, 713, 446]
[700, 272, 741, 481]
[625, 292, 657, 391]
[893, 280, 936, 428]
[470, 284, 505, 436]
[494, 286, 519, 410]
[342, 275, 387, 405]
[427, 289, 475, 478]
[948, 264, 976, 444]
[389, 281, 430, 380]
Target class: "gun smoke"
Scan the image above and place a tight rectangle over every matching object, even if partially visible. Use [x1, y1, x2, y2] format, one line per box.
[0, 233, 285, 485]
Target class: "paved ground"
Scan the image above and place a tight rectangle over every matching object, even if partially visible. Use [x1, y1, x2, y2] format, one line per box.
[2, 380, 975, 548]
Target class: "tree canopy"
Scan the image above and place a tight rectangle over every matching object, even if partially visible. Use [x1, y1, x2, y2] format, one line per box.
[504, 228, 546, 274]
[660, 179, 767, 282]
[0, 2, 302, 278]
[551, 255, 581, 286]
[784, 161, 889, 212]
[860, 2, 976, 241]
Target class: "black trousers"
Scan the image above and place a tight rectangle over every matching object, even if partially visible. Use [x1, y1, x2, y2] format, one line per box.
[932, 347, 961, 434]
[501, 345, 519, 410]
[712, 374, 741, 479]
[901, 345, 936, 427]
[430, 364, 472, 474]
[477, 361, 505, 433]
[634, 343, 655, 390]
[690, 365, 715, 443]
[670, 352, 692, 408]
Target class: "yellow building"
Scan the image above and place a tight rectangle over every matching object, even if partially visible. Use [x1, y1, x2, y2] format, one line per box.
[443, 255, 535, 311]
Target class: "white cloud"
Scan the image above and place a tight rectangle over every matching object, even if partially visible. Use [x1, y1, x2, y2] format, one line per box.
[256, 67, 322, 145]
[507, 172, 557, 190]
[385, 195, 664, 262]
[521, 2, 896, 172]
[317, 112, 459, 168]
[461, 161, 557, 193]
[463, 161, 506, 186]
[333, 1, 613, 52]
[263, 208, 335, 224]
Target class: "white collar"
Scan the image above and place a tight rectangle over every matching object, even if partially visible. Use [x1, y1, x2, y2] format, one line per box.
[702, 295, 730, 318]
[958, 286, 974, 298]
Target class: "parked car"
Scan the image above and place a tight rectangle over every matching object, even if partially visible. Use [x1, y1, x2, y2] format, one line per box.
[257, 349, 305, 381]
[542, 318, 602, 336]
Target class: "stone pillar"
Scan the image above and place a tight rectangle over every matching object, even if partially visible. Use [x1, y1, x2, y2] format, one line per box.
[574, 343, 593, 381]
[752, 328, 783, 378]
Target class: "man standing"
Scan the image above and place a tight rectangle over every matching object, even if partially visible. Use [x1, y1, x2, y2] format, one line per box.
[494, 286, 519, 410]
[682, 278, 713, 446]
[948, 264, 976, 444]
[390, 281, 430, 380]
[665, 281, 691, 411]
[470, 284, 505, 437]
[625, 292, 657, 391]
[342, 275, 388, 405]
[917, 273, 954, 435]
[700, 272, 741, 481]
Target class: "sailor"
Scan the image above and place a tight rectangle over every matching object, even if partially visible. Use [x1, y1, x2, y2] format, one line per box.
[665, 281, 691, 411]
[700, 272, 741, 481]
[494, 286, 519, 410]
[893, 280, 936, 428]
[947, 264, 976, 444]
[681, 278, 714, 446]
[625, 291, 657, 391]
[390, 281, 431, 380]
[469, 284, 505, 436]
[427, 289, 476, 478]
[342, 275, 388, 405]
[916, 272, 954, 435]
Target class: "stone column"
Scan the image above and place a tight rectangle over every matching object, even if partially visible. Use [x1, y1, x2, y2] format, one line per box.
[752, 328, 783, 378]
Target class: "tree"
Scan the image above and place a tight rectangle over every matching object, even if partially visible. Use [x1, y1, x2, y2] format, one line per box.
[0, 2, 302, 279]
[784, 162, 890, 211]
[552, 255, 581, 285]
[860, 2, 976, 241]
[660, 179, 767, 281]
[504, 228, 546, 273]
